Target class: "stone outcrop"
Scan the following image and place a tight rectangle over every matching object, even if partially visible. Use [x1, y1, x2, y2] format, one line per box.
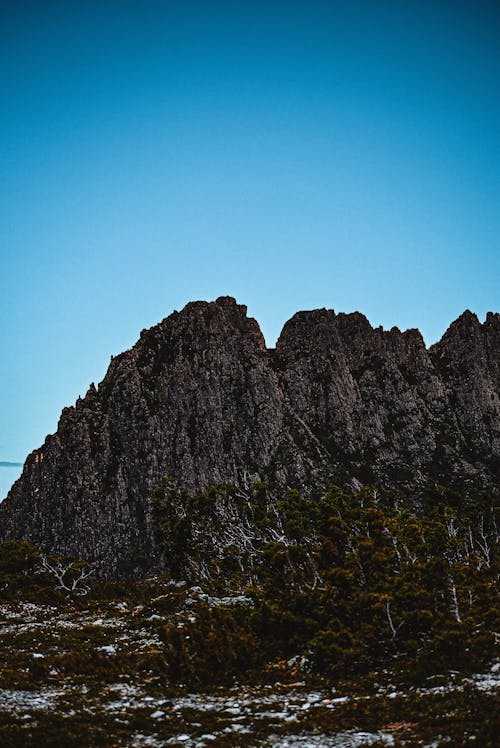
[0, 297, 498, 575]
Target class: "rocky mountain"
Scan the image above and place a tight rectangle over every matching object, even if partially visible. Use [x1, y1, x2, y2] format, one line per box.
[0, 297, 499, 575]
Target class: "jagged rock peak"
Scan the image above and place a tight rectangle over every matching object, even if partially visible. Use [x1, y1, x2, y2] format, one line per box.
[136, 295, 266, 351]
[0, 299, 498, 576]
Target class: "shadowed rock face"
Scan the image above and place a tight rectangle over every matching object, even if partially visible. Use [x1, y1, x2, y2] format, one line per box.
[1, 297, 499, 575]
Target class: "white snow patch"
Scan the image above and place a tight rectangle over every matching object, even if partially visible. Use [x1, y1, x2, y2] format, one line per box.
[150, 709, 165, 719]
[98, 644, 117, 655]
[269, 731, 395, 747]
[132, 733, 164, 747]
[0, 688, 65, 713]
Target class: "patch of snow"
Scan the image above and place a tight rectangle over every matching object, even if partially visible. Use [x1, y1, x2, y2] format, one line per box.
[98, 644, 117, 655]
[224, 706, 242, 715]
[223, 723, 252, 733]
[269, 731, 395, 747]
[258, 710, 291, 719]
[150, 709, 165, 719]
[132, 733, 164, 747]
[465, 665, 500, 692]
[0, 688, 65, 713]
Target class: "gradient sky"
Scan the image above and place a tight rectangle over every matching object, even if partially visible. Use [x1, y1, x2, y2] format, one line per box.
[1, 0, 499, 499]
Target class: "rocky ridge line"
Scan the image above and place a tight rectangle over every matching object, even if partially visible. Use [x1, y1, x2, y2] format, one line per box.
[0, 297, 498, 575]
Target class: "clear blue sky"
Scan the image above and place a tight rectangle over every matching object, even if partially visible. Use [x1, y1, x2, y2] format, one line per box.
[1, 0, 499, 498]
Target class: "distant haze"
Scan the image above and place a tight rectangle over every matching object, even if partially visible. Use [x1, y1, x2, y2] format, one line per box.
[0, 464, 22, 503]
[1, 1, 499, 500]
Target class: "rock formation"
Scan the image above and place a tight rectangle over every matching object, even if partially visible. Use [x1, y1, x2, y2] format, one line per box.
[0, 297, 499, 575]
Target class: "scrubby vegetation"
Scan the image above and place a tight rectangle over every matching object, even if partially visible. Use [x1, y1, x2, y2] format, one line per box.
[152, 481, 499, 686]
[0, 482, 498, 746]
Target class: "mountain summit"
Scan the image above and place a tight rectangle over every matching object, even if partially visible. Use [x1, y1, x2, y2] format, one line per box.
[1, 297, 499, 574]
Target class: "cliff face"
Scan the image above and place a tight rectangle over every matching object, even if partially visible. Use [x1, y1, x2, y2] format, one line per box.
[1, 297, 499, 575]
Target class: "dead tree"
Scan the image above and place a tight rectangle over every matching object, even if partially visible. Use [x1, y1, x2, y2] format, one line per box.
[37, 555, 95, 596]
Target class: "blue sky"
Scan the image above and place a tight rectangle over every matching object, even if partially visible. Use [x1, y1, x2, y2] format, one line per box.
[1, 0, 499, 498]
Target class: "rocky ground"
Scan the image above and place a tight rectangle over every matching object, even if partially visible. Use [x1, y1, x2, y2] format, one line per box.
[0, 583, 498, 747]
